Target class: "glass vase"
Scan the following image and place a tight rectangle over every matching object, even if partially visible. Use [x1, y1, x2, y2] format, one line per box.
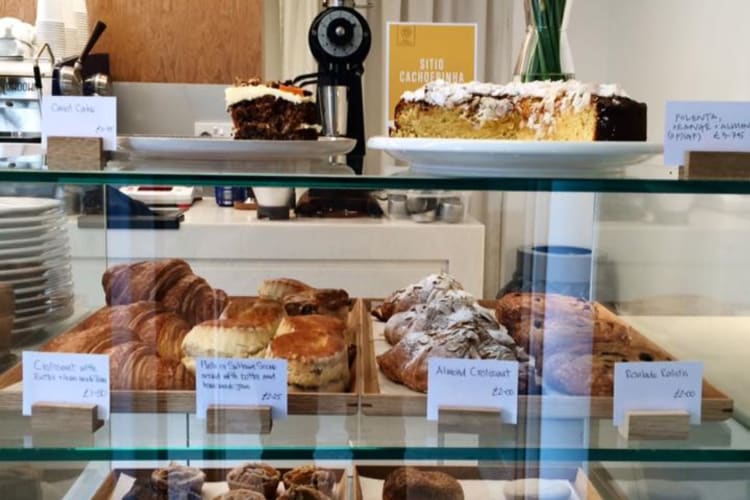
[514, 0, 575, 82]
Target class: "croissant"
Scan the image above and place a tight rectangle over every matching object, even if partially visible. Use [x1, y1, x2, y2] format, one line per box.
[43, 325, 138, 354]
[101, 260, 228, 326]
[69, 302, 191, 362]
[108, 341, 194, 390]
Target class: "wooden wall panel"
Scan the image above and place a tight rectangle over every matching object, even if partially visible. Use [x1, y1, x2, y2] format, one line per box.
[2, 0, 264, 83]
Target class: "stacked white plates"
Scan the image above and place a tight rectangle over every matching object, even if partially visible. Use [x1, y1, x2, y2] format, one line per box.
[0, 197, 74, 337]
[35, 0, 66, 61]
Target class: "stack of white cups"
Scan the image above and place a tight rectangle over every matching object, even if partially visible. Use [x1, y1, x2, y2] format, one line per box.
[73, 0, 90, 56]
[35, 0, 66, 61]
[62, 0, 78, 58]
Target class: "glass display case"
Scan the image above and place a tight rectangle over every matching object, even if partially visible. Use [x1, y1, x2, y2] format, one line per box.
[0, 162, 749, 500]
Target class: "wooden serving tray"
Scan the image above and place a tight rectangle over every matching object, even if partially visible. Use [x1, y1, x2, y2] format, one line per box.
[92, 468, 348, 500]
[0, 299, 367, 416]
[361, 300, 734, 421]
[355, 465, 603, 500]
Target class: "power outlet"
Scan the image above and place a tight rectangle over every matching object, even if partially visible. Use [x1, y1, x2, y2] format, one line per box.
[194, 121, 234, 138]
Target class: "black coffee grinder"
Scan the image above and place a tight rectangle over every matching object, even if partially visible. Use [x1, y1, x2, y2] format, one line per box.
[302, 0, 372, 174]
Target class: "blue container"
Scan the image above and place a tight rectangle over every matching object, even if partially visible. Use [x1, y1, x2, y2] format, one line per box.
[215, 187, 247, 207]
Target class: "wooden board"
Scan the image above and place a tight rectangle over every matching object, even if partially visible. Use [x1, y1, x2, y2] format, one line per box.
[354, 465, 603, 500]
[361, 300, 734, 421]
[6, 0, 263, 84]
[92, 467, 347, 500]
[0, 299, 366, 416]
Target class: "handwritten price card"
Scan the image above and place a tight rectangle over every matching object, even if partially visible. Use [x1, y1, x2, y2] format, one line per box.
[427, 358, 519, 423]
[41, 96, 117, 151]
[386, 23, 477, 129]
[665, 102, 750, 165]
[22, 352, 110, 420]
[195, 358, 288, 420]
[613, 361, 703, 425]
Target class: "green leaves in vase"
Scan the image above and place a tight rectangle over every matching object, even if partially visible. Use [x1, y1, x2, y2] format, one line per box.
[525, 0, 570, 82]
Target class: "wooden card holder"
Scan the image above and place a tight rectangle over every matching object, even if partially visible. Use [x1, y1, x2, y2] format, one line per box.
[438, 406, 504, 435]
[46, 137, 104, 171]
[206, 405, 273, 435]
[681, 151, 750, 179]
[31, 402, 104, 434]
[618, 410, 691, 441]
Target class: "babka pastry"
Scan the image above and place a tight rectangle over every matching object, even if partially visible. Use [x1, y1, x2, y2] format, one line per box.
[372, 273, 464, 321]
[269, 331, 350, 392]
[391, 79, 647, 141]
[258, 278, 313, 301]
[279, 486, 332, 500]
[226, 79, 321, 141]
[180, 319, 276, 374]
[150, 463, 205, 496]
[123, 479, 202, 500]
[282, 466, 337, 498]
[282, 289, 351, 322]
[226, 463, 280, 498]
[382, 467, 464, 500]
[213, 490, 266, 500]
[275, 314, 346, 339]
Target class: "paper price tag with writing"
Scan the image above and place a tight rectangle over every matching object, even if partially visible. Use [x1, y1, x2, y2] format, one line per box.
[41, 96, 117, 151]
[426, 358, 519, 423]
[195, 358, 288, 420]
[22, 352, 110, 420]
[613, 361, 703, 425]
[664, 101, 750, 165]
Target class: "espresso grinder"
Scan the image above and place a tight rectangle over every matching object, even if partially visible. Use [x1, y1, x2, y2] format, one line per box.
[305, 0, 371, 174]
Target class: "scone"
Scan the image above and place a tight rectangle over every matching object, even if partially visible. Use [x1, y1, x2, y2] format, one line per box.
[181, 319, 275, 374]
[503, 478, 572, 500]
[259, 278, 313, 300]
[268, 332, 350, 392]
[226, 463, 280, 498]
[275, 315, 346, 339]
[382, 467, 463, 500]
[282, 466, 338, 497]
[282, 289, 351, 322]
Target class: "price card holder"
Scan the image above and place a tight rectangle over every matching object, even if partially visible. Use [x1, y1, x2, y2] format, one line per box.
[206, 405, 273, 435]
[681, 151, 750, 179]
[31, 402, 104, 434]
[46, 137, 104, 171]
[618, 410, 691, 441]
[614, 361, 702, 441]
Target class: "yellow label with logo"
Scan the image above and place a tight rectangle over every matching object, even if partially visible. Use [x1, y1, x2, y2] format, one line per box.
[386, 23, 477, 127]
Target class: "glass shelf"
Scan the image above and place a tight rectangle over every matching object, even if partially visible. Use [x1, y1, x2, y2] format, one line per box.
[4, 167, 750, 194]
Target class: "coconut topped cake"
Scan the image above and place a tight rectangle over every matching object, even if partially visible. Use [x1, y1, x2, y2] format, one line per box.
[391, 79, 647, 141]
[226, 78, 321, 140]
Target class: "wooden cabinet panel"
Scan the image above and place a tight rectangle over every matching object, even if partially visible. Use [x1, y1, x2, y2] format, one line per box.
[2, 0, 263, 83]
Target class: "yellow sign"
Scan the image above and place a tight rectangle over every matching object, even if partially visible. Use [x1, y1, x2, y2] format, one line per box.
[386, 23, 478, 128]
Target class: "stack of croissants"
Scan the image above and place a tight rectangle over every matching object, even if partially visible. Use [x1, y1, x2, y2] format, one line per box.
[42, 259, 354, 392]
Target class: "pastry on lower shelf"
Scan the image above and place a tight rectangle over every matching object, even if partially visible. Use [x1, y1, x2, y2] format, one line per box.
[282, 466, 338, 498]
[268, 331, 350, 392]
[180, 319, 276, 374]
[149, 463, 206, 498]
[226, 463, 280, 499]
[213, 490, 266, 500]
[279, 485, 332, 500]
[123, 479, 202, 500]
[282, 289, 351, 322]
[258, 278, 313, 301]
[226, 79, 321, 141]
[275, 314, 347, 339]
[382, 467, 464, 500]
[391, 79, 647, 141]
[372, 273, 465, 321]
[503, 478, 572, 500]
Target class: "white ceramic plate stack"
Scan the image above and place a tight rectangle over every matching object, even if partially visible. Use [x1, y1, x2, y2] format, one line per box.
[0, 197, 74, 337]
